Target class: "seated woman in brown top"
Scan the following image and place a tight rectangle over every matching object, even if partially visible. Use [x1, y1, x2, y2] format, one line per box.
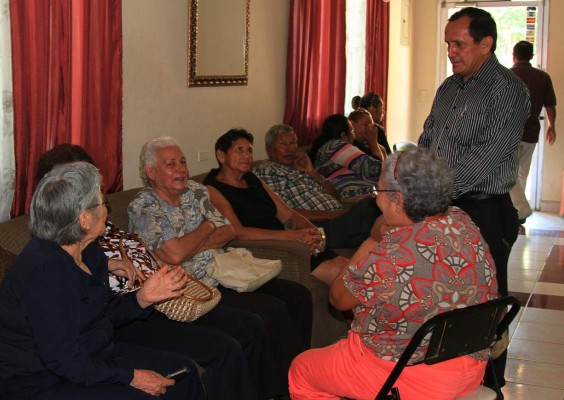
[203, 129, 348, 285]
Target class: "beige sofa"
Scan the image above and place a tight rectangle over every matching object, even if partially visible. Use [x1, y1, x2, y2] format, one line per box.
[0, 173, 349, 348]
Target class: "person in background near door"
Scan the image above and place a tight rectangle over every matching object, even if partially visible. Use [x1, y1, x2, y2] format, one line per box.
[509, 40, 557, 224]
[348, 108, 386, 162]
[418, 7, 530, 388]
[352, 92, 392, 155]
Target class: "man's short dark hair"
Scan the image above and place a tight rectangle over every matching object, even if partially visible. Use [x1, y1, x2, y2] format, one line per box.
[513, 40, 534, 61]
[449, 7, 497, 53]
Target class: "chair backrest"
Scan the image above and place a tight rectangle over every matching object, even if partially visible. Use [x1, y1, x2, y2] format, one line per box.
[375, 296, 521, 400]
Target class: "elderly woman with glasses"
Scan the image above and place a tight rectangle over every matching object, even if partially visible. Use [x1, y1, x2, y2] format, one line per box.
[35, 144, 282, 400]
[289, 148, 499, 400]
[0, 162, 205, 400]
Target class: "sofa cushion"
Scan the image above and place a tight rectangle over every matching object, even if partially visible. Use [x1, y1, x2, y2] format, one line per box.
[106, 188, 141, 230]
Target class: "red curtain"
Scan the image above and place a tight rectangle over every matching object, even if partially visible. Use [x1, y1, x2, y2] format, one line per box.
[365, 0, 389, 111]
[283, 0, 346, 146]
[10, 0, 122, 217]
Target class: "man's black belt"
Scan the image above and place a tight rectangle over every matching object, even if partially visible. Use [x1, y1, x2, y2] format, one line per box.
[453, 192, 507, 206]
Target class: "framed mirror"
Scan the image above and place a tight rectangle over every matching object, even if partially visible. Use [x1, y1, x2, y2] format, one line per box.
[187, 0, 250, 87]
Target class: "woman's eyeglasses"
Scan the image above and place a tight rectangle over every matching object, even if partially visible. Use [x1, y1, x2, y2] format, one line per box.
[372, 186, 398, 196]
[373, 152, 403, 196]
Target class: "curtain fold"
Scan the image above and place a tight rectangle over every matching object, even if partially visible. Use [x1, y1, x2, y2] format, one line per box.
[76, 0, 123, 194]
[9, 0, 122, 217]
[365, 0, 389, 111]
[284, 0, 346, 146]
[0, 0, 15, 222]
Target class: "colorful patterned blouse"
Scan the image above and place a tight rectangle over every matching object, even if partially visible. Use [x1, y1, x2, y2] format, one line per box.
[127, 181, 229, 286]
[343, 207, 498, 363]
[314, 139, 381, 199]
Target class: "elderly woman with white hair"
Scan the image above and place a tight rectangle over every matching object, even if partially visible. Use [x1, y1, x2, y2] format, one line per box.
[129, 136, 313, 399]
[0, 162, 205, 400]
[289, 148, 499, 400]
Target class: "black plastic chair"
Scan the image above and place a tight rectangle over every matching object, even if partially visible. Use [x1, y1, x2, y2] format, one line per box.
[375, 296, 521, 400]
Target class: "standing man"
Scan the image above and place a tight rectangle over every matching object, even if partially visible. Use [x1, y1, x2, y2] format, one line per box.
[418, 7, 530, 389]
[509, 40, 557, 223]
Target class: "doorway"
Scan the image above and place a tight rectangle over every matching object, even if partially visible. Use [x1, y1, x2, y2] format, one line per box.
[439, 0, 548, 211]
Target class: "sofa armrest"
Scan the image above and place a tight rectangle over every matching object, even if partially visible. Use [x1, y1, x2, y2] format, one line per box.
[0, 215, 31, 257]
[228, 239, 315, 289]
[0, 246, 17, 284]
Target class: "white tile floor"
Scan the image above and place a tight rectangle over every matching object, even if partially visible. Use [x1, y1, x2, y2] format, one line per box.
[504, 212, 564, 400]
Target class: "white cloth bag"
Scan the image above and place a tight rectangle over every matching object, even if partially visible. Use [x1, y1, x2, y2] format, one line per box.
[207, 247, 282, 293]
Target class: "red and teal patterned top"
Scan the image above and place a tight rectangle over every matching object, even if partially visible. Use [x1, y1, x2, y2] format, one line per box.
[343, 207, 497, 363]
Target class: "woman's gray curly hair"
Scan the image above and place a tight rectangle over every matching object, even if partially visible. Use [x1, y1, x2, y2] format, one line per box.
[139, 136, 180, 186]
[381, 148, 454, 222]
[30, 161, 102, 245]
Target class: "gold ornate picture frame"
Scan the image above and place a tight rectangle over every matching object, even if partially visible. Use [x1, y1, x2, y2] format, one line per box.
[187, 0, 250, 87]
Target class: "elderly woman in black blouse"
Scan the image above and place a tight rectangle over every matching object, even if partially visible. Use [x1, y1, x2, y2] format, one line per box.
[0, 162, 204, 400]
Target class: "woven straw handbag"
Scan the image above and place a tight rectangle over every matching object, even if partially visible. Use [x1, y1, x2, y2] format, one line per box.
[96, 222, 220, 322]
[117, 233, 221, 322]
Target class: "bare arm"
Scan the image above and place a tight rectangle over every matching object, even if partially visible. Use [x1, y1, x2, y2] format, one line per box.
[206, 184, 323, 252]
[545, 106, 556, 145]
[294, 151, 340, 199]
[329, 237, 378, 310]
[294, 208, 347, 222]
[363, 125, 386, 162]
[155, 221, 235, 266]
[200, 225, 236, 251]
[108, 258, 146, 287]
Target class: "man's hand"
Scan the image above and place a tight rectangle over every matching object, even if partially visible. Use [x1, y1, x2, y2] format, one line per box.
[294, 151, 314, 174]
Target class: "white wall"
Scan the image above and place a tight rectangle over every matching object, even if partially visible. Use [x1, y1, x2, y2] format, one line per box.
[385, 0, 413, 147]
[122, 0, 289, 188]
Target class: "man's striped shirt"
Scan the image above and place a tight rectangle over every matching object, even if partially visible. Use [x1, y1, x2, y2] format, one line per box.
[418, 54, 530, 199]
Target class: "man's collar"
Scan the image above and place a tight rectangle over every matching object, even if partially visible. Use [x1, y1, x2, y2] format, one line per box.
[513, 60, 531, 67]
[267, 160, 296, 171]
[453, 53, 499, 86]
